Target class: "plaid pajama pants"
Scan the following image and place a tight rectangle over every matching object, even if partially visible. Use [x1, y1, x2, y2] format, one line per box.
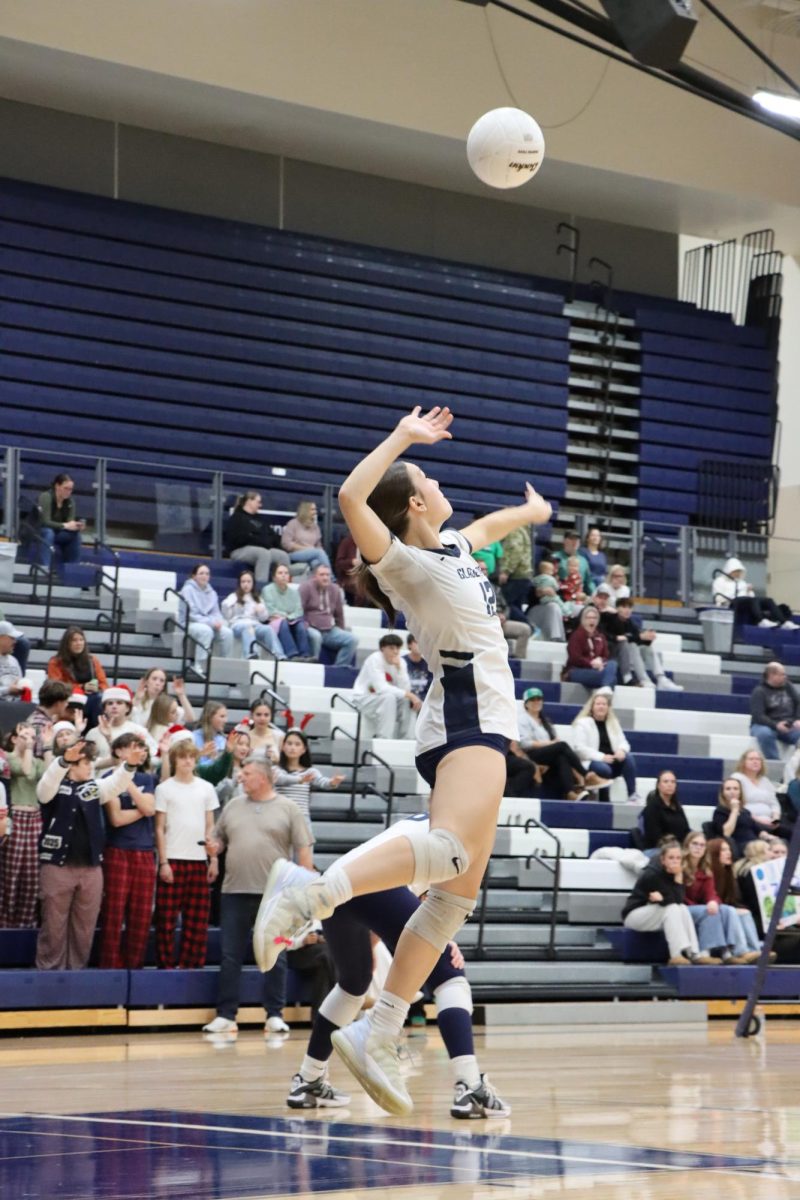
[0, 808, 42, 927]
[155, 859, 210, 969]
[98, 846, 156, 969]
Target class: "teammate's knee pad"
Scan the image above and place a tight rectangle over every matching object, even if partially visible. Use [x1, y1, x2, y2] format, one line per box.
[406, 887, 474, 953]
[318, 984, 366, 1029]
[403, 825, 470, 891]
[433, 974, 473, 1015]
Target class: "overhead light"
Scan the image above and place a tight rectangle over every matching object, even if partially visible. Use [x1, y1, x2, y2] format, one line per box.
[753, 90, 800, 120]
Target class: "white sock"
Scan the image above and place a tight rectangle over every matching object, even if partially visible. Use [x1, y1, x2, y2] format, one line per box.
[370, 991, 409, 1041]
[300, 1054, 327, 1083]
[450, 1054, 481, 1090]
[319, 863, 353, 909]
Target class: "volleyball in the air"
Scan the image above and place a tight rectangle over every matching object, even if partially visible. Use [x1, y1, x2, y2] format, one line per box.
[466, 107, 545, 190]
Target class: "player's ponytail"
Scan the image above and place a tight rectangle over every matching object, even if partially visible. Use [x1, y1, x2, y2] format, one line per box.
[353, 461, 416, 625]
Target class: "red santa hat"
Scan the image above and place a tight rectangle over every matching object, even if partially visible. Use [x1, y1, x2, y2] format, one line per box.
[102, 684, 133, 707]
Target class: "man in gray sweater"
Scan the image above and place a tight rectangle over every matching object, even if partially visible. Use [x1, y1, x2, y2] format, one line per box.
[750, 661, 800, 761]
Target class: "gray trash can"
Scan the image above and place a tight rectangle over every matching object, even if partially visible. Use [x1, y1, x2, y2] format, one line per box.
[0, 543, 18, 593]
[700, 607, 734, 654]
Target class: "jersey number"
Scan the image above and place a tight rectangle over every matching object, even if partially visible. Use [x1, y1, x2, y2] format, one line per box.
[479, 579, 497, 617]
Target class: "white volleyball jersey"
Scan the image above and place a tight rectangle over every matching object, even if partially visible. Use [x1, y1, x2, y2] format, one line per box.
[369, 530, 518, 754]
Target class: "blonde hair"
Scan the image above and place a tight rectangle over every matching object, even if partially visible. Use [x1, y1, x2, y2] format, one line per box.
[167, 741, 200, 773]
[566, 555, 582, 570]
[296, 500, 318, 526]
[735, 749, 766, 778]
[718, 776, 745, 810]
[572, 691, 624, 743]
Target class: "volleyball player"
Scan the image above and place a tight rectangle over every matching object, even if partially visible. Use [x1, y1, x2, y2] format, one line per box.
[254, 405, 551, 1114]
[284, 814, 510, 1119]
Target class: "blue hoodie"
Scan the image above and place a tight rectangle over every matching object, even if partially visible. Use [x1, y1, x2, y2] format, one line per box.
[180, 578, 224, 627]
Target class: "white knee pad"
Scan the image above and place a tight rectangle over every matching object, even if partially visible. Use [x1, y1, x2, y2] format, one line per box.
[318, 985, 366, 1029]
[403, 825, 470, 891]
[406, 887, 475, 953]
[433, 974, 473, 1015]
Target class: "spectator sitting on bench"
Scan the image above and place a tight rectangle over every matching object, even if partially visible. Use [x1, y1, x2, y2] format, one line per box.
[476, 561, 530, 660]
[750, 662, 800, 763]
[352, 633, 420, 740]
[222, 569, 290, 662]
[0, 621, 28, 703]
[570, 688, 641, 804]
[554, 530, 594, 596]
[605, 564, 630, 603]
[224, 491, 292, 589]
[404, 634, 432, 702]
[564, 605, 617, 690]
[707, 837, 772, 960]
[714, 557, 799, 630]
[86, 686, 157, 770]
[281, 500, 331, 574]
[621, 838, 715, 966]
[558, 555, 590, 613]
[36, 472, 85, 572]
[299, 565, 356, 665]
[605, 596, 683, 692]
[0, 606, 30, 676]
[262, 563, 315, 660]
[334, 532, 360, 606]
[681, 831, 758, 964]
[180, 564, 235, 679]
[642, 770, 689, 851]
[510, 686, 602, 801]
[528, 558, 567, 642]
[47, 625, 108, 729]
[710, 776, 767, 859]
[731, 748, 793, 839]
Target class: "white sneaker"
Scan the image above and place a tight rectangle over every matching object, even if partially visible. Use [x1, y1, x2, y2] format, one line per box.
[266, 1015, 290, 1034]
[332, 1015, 413, 1116]
[640, 676, 656, 689]
[253, 858, 334, 972]
[203, 1016, 238, 1034]
[758, 619, 779, 628]
[627, 793, 644, 806]
[781, 621, 800, 631]
[451, 1074, 512, 1119]
[656, 675, 684, 691]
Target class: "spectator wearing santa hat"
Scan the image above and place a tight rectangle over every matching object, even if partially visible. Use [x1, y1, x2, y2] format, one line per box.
[86, 686, 157, 769]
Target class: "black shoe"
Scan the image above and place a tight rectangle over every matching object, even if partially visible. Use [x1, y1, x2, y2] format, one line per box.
[286, 1072, 350, 1109]
[450, 1074, 511, 1119]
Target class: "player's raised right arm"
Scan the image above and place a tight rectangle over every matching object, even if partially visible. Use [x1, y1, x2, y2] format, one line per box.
[338, 406, 453, 563]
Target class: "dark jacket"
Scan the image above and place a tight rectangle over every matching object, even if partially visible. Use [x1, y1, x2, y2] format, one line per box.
[622, 862, 685, 919]
[37, 758, 134, 867]
[710, 804, 760, 858]
[224, 508, 280, 556]
[750, 681, 800, 731]
[642, 791, 690, 849]
[605, 612, 642, 646]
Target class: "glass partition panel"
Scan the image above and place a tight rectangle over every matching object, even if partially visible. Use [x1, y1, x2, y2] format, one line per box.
[105, 457, 217, 559]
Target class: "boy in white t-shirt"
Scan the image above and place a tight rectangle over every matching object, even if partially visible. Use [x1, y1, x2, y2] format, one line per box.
[352, 633, 420, 740]
[154, 732, 219, 968]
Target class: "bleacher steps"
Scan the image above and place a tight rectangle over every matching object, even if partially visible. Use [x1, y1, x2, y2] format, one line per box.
[482, 999, 706, 1027]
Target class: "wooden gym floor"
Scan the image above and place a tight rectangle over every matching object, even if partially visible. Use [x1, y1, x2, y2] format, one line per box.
[2, 1019, 800, 1199]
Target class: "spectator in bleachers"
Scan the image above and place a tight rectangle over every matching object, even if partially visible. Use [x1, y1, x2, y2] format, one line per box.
[0, 606, 30, 676]
[731, 749, 792, 837]
[97, 733, 157, 970]
[213, 727, 253, 809]
[224, 491, 291, 587]
[36, 473, 85, 571]
[247, 699, 284, 764]
[299, 565, 356, 665]
[64, 689, 88, 733]
[554, 530, 594, 595]
[404, 634, 432, 702]
[334, 532, 361, 605]
[281, 500, 331, 573]
[499, 525, 534, 619]
[0, 620, 26, 701]
[787, 758, 800, 816]
[571, 689, 641, 804]
[201, 758, 314, 1036]
[180, 564, 235, 678]
[52, 721, 80, 754]
[714, 557, 798, 630]
[527, 559, 567, 641]
[710, 776, 764, 859]
[35, 737, 139, 970]
[476, 561, 530, 659]
[262, 563, 315, 659]
[515, 687, 601, 800]
[26, 680, 71, 757]
[642, 770, 689, 850]
[605, 564, 631, 602]
[132, 668, 194, 730]
[144, 693, 184, 748]
[47, 625, 108, 728]
[730, 839, 800, 962]
[472, 539, 503, 581]
[749, 662, 800, 763]
[564, 606, 617, 690]
[0, 723, 45, 927]
[558, 555, 590, 612]
[353, 633, 420, 740]
[681, 831, 759, 964]
[579, 527, 608, 589]
[606, 597, 683, 691]
[193, 701, 229, 766]
[86, 685, 157, 769]
[621, 841, 712, 966]
[273, 729, 345, 832]
[221, 569, 290, 661]
[154, 736, 219, 969]
[707, 837, 771, 959]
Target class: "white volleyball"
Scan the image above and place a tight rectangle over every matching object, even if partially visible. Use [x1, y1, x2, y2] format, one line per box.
[466, 107, 545, 190]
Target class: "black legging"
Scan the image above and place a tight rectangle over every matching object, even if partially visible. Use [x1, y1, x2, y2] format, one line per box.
[732, 595, 792, 626]
[527, 740, 587, 796]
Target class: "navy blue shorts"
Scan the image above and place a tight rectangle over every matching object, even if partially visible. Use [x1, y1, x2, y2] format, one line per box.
[415, 733, 510, 788]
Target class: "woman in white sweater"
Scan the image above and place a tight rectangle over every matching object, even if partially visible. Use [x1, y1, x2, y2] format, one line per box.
[731, 748, 792, 836]
[221, 570, 287, 661]
[570, 688, 641, 804]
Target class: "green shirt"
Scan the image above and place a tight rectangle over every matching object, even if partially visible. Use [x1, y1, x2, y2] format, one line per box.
[8, 752, 45, 808]
[472, 541, 503, 576]
[38, 489, 77, 531]
[262, 582, 303, 622]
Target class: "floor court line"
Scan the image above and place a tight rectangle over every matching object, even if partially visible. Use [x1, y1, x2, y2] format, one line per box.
[3, 1110, 797, 1181]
